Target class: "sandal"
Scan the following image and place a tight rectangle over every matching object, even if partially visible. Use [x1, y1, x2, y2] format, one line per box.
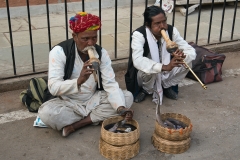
[163, 87, 178, 100]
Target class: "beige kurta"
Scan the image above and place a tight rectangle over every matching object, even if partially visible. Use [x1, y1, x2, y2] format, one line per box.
[38, 45, 133, 130]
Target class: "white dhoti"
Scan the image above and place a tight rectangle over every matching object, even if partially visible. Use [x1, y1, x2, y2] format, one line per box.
[137, 63, 191, 93]
[161, 63, 192, 88]
[38, 89, 133, 130]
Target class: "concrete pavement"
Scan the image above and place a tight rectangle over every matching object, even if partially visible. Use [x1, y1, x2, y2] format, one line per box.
[0, 1, 240, 80]
[0, 1, 240, 160]
[1, 51, 240, 160]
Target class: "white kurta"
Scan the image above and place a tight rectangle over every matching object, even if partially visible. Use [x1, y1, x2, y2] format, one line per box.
[132, 27, 196, 74]
[132, 26, 196, 104]
[38, 45, 133, 130]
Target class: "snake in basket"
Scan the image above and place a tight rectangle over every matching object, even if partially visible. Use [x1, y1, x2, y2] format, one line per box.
[107, 111, 136, 133]
[154, 90, 187, 129]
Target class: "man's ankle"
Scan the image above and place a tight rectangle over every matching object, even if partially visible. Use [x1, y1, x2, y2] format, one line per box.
[62, 125, 75, 137]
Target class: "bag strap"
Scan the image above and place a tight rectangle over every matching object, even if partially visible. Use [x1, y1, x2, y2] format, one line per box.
[204, 60, 224, 63]
[198, 67, 219, 82]
[203, 59, 224, 82]
[31, 78, 44, 103]
[198, 63, 220, 82]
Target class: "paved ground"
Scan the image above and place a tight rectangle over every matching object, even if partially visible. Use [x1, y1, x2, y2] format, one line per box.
[0, 1, 240, 160]
[0, 51, 240, 160]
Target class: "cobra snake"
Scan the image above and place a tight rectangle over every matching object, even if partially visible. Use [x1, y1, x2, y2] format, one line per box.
[154, 90, 187, 129]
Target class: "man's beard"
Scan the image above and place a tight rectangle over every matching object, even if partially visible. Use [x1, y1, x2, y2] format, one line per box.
[81, 46, 95, 54]
[81, 46, 97, 54]
[80, 46, 95, 54]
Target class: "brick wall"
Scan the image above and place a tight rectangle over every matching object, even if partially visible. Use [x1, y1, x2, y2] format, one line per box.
[1, 0, 81, 8]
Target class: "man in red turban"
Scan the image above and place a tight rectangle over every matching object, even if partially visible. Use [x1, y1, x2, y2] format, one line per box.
[69, 12, 101, 33]
[38, 12, 134, 137]
[68, 12, 102, 55]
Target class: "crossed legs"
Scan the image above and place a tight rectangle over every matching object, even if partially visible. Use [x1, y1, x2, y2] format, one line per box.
[39, 90, 133, 137]
[62, 114, 92, 137]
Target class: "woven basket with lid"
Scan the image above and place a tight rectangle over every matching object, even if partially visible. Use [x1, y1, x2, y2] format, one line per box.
[99, 138, 140, 160]
[152, 132, 191, 154]
[154, 112, 193, 141]
[101, 116, 140, 146]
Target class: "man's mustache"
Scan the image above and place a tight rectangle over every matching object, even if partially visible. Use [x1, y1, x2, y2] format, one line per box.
[81, 46, 95, 54]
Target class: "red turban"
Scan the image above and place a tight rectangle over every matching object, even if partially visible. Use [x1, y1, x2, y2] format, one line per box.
[69, 12, 101, 33]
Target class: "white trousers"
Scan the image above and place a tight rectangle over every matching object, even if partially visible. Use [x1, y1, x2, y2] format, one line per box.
[137, 65, 191, 92]
[38, 90, 133, 130]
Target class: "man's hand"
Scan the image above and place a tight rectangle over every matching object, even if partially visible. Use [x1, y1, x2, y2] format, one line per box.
[117, 106, 134, 121]
[172, 49, 186, 58]
[162, 49, 185, 71]
[77, 60, 95, 86]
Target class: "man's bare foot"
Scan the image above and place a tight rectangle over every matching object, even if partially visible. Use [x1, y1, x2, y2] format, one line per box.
[62, 115, 93, 137]
[62, 125, 75, 137]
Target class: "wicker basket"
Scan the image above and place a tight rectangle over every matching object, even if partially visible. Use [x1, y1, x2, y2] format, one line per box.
[101, 116, 140, 146]
[152, 132, 191, 154]
[99, 138, 140, 160]
[155, 113, 193, 141]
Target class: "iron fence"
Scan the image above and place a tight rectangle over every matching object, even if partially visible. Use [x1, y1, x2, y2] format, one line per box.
[2, 0, 239, 79]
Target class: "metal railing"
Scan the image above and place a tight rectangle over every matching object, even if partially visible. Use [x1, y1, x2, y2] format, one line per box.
[2, 0, 239, 79]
